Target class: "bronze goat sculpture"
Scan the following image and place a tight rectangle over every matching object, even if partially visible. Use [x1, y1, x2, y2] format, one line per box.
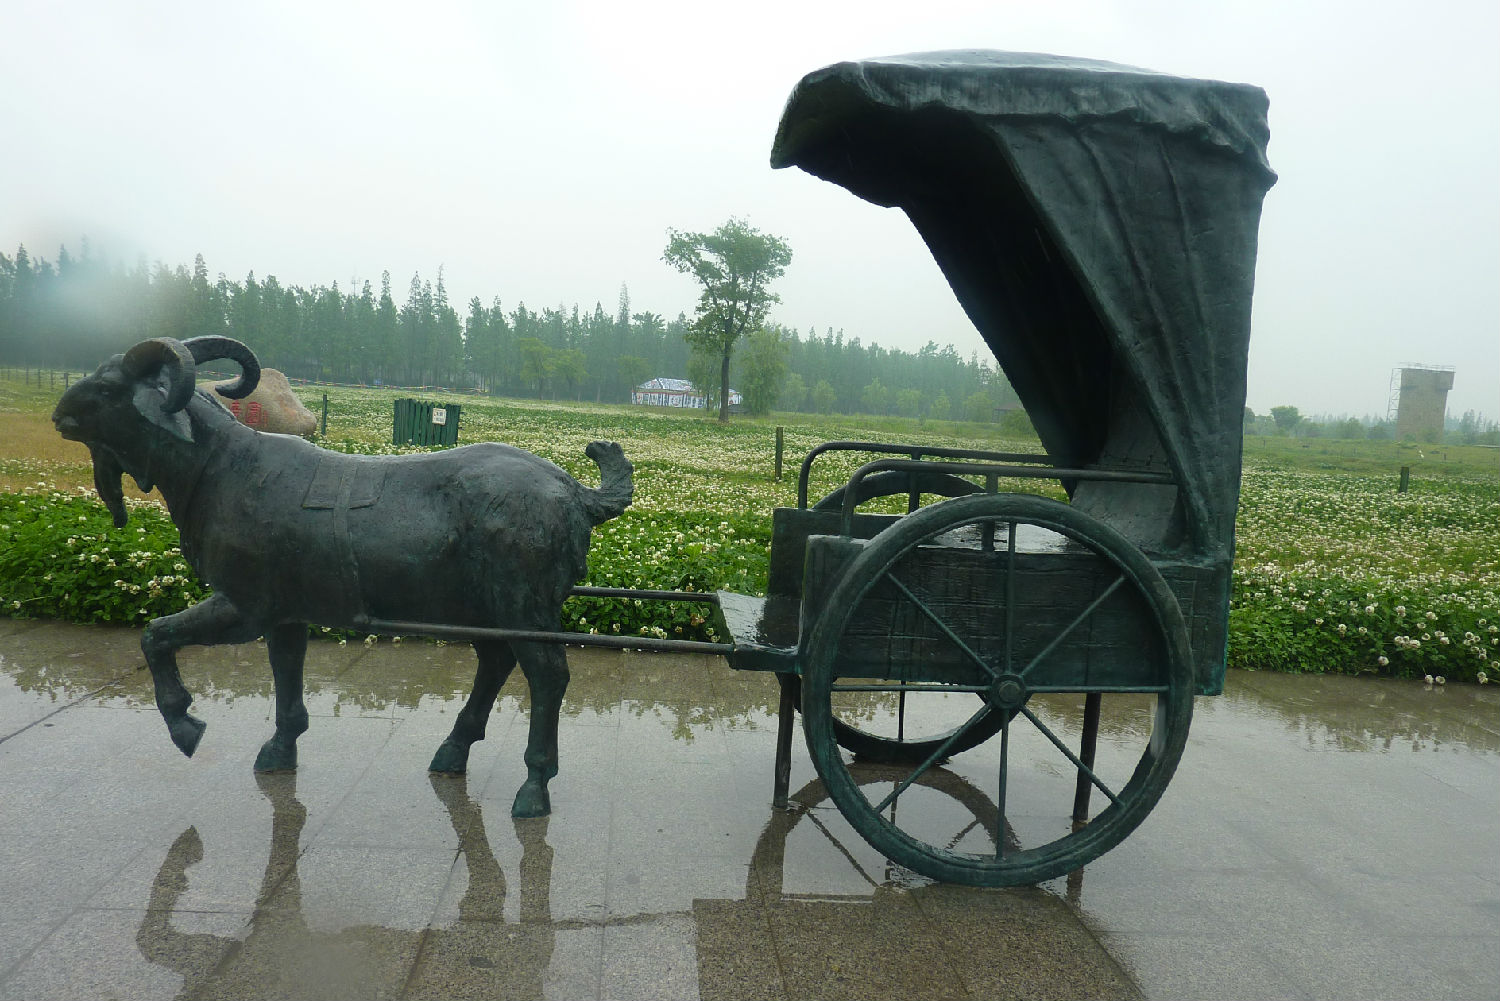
[53, 335, 633, 817]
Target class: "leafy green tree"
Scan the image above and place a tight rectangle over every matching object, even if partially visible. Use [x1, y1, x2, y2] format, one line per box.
[687, 349, 721, 412]
[663, 218, 792, 422]
[896, 388, 921, 418]
[929, 390, 951, 422]
[861, 377, 890, 415]
[779, 372, 807, 412]
[811, 379, 837, 415]
[373, 272, 399, 384]
[739, 325, 789, 416]
[228, 272, 264, 358]
[431, 267, 464, 385]
[1270, 405, 1302, 435]
[1455, 410, 1487, 445]
[399, 273, 428, 384]
[965, 390, 994, 423]
[999, 408, 1037, 438]
[517, 337, 554, 396]
[1336, 417, 1364, 439]
[616, 355, 650, 400]
[554, 348, 587, 400]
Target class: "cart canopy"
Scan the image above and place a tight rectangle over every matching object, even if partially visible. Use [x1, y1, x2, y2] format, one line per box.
[771, 50, 1276, 563]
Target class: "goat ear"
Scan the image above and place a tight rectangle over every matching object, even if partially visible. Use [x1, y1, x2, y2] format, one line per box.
[132, 381, 195, 443]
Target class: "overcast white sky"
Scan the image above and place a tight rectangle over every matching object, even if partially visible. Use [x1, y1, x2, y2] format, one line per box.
[4, 1, 1496, 420]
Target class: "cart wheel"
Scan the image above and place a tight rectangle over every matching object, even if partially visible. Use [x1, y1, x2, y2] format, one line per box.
[813, 470, 1000, 763]
[802, 493, 1194, 886]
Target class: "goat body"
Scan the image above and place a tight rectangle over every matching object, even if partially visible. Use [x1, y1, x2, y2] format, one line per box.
[53, 336, 633, 817]
[179, 427, 607, 630]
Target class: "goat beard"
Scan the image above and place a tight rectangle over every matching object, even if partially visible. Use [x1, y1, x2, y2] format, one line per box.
[89, 445, 131, 529]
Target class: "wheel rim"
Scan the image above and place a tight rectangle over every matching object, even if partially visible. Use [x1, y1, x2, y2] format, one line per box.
[813, 470, 997, 762]
[803, 493, 1193, 886]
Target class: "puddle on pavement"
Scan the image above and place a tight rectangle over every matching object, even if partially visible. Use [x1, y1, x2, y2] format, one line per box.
[2, 621, 1495, 999]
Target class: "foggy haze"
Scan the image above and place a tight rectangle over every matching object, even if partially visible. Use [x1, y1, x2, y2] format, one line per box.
[3, 0, 1496, 420]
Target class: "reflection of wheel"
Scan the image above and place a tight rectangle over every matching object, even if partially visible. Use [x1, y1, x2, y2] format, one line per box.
[747, 768, 1014, 902]
[813, 470, 1002, 763]
[802, 493, 1193, 886]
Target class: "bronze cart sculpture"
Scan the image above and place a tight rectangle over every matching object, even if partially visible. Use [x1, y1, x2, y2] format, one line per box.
[54, 51, 1273, 887]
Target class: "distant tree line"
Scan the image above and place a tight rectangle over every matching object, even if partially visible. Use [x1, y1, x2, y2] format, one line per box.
[0, 241, 1016, 421]
[1244, 405, 1499, 446]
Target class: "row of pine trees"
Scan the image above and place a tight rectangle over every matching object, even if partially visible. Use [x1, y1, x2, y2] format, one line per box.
[0, 242, 1014, 419]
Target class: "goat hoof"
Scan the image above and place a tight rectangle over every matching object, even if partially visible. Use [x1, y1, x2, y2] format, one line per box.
[511, 781, 551, 819]
[428, 740, 470, 774]
[168, 714, 207, 757]
[254, 737, 297, 773]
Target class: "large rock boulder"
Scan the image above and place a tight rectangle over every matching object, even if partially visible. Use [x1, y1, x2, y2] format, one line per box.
[209, 368, 318, 437]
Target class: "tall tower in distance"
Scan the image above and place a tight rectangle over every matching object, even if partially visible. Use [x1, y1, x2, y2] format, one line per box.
[1390, 365, 1455, 442]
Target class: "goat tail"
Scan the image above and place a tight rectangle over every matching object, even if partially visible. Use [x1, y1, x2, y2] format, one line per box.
[581, 441, 634, 524]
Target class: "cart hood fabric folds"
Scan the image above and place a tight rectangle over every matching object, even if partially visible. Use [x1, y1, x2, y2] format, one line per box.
[772, 50, 1276, 565]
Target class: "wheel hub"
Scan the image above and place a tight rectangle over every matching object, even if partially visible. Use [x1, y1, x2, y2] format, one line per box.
[987, 673, 1028, 710]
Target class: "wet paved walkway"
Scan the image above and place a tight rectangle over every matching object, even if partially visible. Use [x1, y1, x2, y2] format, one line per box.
[1, 618, 1496, 1000]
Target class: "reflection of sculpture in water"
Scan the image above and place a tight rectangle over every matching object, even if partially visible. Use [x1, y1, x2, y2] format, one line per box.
[135, 773, 555, 999]
[747, 767, 1023, 898]
[691, 770, 1129, 998]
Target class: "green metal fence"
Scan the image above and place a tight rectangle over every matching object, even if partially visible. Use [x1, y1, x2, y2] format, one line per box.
[393, 398, 461, 447]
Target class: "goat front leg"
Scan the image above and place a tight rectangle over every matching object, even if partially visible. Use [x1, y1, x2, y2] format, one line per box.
[141, 594, 260, 757]
[511, 641, 569, 819]
[430, 640, 517, 774]
[254, 622, 310, 772]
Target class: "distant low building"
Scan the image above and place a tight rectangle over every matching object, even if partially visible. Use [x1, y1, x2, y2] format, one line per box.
[632, 377, 742, 410]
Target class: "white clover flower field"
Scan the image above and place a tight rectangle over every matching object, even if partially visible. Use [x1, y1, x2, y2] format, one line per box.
[2, 379, 1495, 682]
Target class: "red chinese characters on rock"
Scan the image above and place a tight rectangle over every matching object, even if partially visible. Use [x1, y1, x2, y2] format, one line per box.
[227, 399, 265, 428]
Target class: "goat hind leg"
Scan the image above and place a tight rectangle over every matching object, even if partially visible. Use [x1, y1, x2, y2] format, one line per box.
[511, 641, 569, 819]
[141, 594, 259, 757]
[254, 623, 310, 772]
[430, 640, 516, 774]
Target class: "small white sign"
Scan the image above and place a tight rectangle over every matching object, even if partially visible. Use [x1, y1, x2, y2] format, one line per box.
[431, 407, 448, 426]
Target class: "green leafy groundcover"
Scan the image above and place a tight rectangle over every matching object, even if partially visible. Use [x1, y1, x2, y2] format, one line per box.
[2, 464, 1496, 683]
[0, 489, 210, 626]
[0, 487, 765, 643]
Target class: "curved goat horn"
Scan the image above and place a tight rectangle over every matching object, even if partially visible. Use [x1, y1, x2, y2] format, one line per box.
[181, 336, 261, 400]
[122, 338, 196, 414]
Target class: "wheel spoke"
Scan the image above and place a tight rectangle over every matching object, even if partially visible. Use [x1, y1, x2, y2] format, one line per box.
[946, 817, 983, 852]
[1017, 704, 1121, 807]
[886, 572, 999, 680]
[871, 702, 995, 814]
[1018, 575, 1127, 681]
